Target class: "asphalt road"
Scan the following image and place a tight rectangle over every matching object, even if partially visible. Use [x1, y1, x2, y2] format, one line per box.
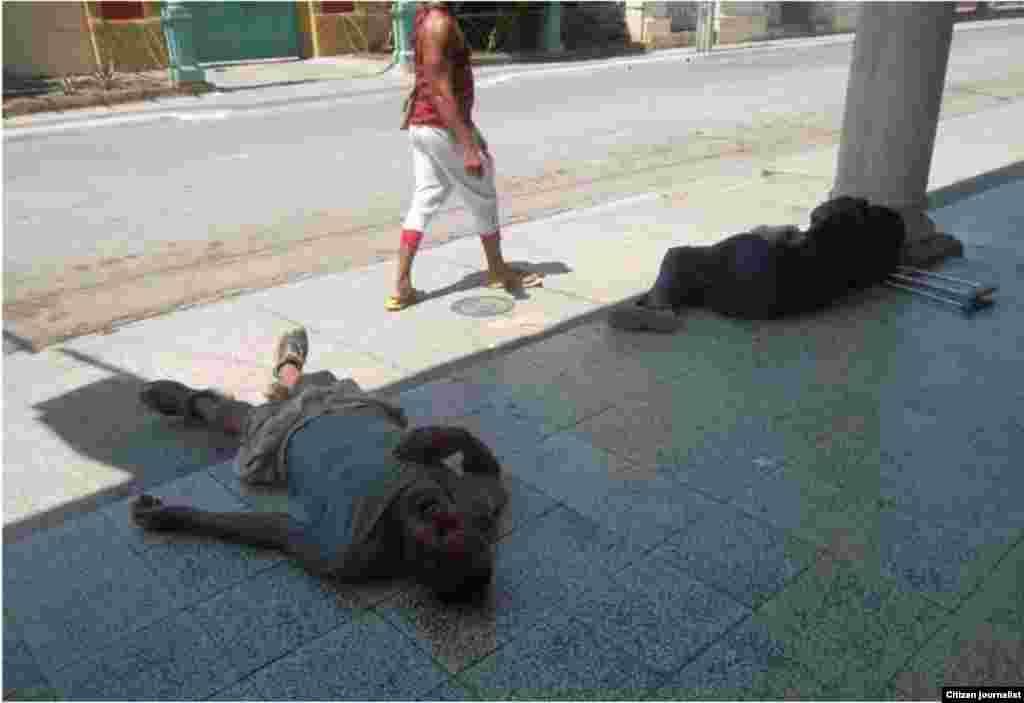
[4, 21, 1023, 349]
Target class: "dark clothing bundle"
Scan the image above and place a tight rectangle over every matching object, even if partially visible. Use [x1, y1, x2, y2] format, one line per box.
[648, 197, 906, 319]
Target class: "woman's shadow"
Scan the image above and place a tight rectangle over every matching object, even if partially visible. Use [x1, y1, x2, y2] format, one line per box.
[414, 260, 572, 305]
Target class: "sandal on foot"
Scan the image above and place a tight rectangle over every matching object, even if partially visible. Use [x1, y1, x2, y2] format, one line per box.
[139, 380, 224, 424]
[266, 327, 309, 400]
[385, 288, 424, 312]
[486, 267, 543, 290]
[608, 296, 684, 333]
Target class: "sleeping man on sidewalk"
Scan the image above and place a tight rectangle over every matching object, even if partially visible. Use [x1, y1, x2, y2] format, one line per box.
[132, 328, 508, 603]
[609, 196, 907, 332]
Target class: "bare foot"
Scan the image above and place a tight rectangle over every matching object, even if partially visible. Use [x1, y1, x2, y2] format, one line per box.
[131, 494, 183, 531]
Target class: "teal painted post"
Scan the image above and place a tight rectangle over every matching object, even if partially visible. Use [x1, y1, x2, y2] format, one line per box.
[542, 2, 564, 53]
[396, 0, 416, 72]
[161, 1, 206, 85]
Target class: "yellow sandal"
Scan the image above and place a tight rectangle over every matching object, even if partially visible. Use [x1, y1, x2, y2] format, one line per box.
[385, 288, 424, 312]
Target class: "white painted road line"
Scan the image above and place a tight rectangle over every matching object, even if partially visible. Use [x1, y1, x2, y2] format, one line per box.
[2, 110, 232, 140]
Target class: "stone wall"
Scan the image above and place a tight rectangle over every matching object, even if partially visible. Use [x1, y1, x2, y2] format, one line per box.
[627, 1, 861, 47]
[3, 1, 99, 78]
[310, 1, 391, 56]
[84, 1, 167, 73]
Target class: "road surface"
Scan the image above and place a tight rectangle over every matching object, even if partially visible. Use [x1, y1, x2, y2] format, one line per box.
[4, 21, 1024, 350]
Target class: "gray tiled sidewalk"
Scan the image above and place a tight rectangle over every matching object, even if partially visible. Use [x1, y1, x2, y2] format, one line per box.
[5, 93, 1024, 699]
[5, 171, 1023, 700]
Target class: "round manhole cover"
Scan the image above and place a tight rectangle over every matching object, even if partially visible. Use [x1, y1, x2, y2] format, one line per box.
[450, 295, 514, 318]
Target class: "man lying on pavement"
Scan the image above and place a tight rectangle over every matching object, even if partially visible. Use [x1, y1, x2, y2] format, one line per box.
[609, 196, 907, 332]
[133, 327, 508, 603]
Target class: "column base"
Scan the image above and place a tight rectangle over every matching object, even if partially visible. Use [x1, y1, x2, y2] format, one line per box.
[902, 231, 964, 268]
[896, 208, 964, 267]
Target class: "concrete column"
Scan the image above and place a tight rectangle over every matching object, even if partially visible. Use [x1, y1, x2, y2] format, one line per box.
[831, 2, 962, 265]
[542, 2, 564, 53]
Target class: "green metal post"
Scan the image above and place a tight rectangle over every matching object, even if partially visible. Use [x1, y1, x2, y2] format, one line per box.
[160, 1, 206, 86]
[542, 2, 564, 53]
[395, 0, 416, 72]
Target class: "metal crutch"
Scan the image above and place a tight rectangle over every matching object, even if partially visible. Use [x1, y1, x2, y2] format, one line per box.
[885, 266, 996, 314]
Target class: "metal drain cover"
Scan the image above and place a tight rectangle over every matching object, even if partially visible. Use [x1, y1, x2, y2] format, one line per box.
[450, 295, 514, 318]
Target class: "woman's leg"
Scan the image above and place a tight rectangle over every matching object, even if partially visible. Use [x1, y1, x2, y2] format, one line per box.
[394, 127, 453, 304]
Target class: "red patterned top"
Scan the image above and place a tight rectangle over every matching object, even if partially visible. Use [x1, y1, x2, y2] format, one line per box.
[407, 4, 475, 128]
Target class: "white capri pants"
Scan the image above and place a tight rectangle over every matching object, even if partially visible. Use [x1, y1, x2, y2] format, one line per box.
[402, 125, 500, 237]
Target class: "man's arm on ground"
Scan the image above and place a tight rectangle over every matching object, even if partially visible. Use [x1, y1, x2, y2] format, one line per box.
[421, 12, 478, 154]
[132, 497, 335, 575]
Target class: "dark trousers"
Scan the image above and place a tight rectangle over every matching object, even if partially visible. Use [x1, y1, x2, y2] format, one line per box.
[649, 234, 783, 318]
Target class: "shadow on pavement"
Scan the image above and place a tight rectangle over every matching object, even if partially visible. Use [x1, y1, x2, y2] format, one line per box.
[419, 260, 572, 305]
[4, 349, 239, 544]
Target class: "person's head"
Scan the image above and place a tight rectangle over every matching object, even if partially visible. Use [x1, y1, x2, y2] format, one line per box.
[404, 500, 494, 603]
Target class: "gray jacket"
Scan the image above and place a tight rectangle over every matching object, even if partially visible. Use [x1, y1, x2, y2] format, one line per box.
[234, 377, 508, 581]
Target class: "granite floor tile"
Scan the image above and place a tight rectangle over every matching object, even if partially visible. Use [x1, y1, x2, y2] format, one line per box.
[508, 431, 648, 508]
[602, 309, 760, 383]
[460, 613, 664, 701]
[658, 412, 795, 489]
[893, 543, 1024, 698]
[3, 510, 147, 603]
[101, 472, 286, 606]
[791, 484, 1018, 611]
[876, 511, 1016, 610]
[574, 389, 733, 470]
[498, 349, 668, 435]
[4, 511, 180, 677]
[751, 551, 949, 694]
[668, 459, 842, 536]
[568, 556, 751, 675]
[560, 464, 739, 560]
[205, 676, 267, 701]
[2, 684, 63, 701]
[377, 581, 542, 674]
[189, 562, 361, 677]
[494, 473, 561, 540]
[493, 507, 639, 608]
[654, 507, 817, 608]
[879, 452, 1024, 536]
[979, 541, 1024, 636]
[893, 621, 1024, 699]
[221, 612, 448, 701]
[418, 677, 484, 701]
[13, 568, 179, 677]
[397, 378, 512, 426]
[651, 617, 835, 701]
[2, 615, 50, 697]
[47, 610, 240, 701]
